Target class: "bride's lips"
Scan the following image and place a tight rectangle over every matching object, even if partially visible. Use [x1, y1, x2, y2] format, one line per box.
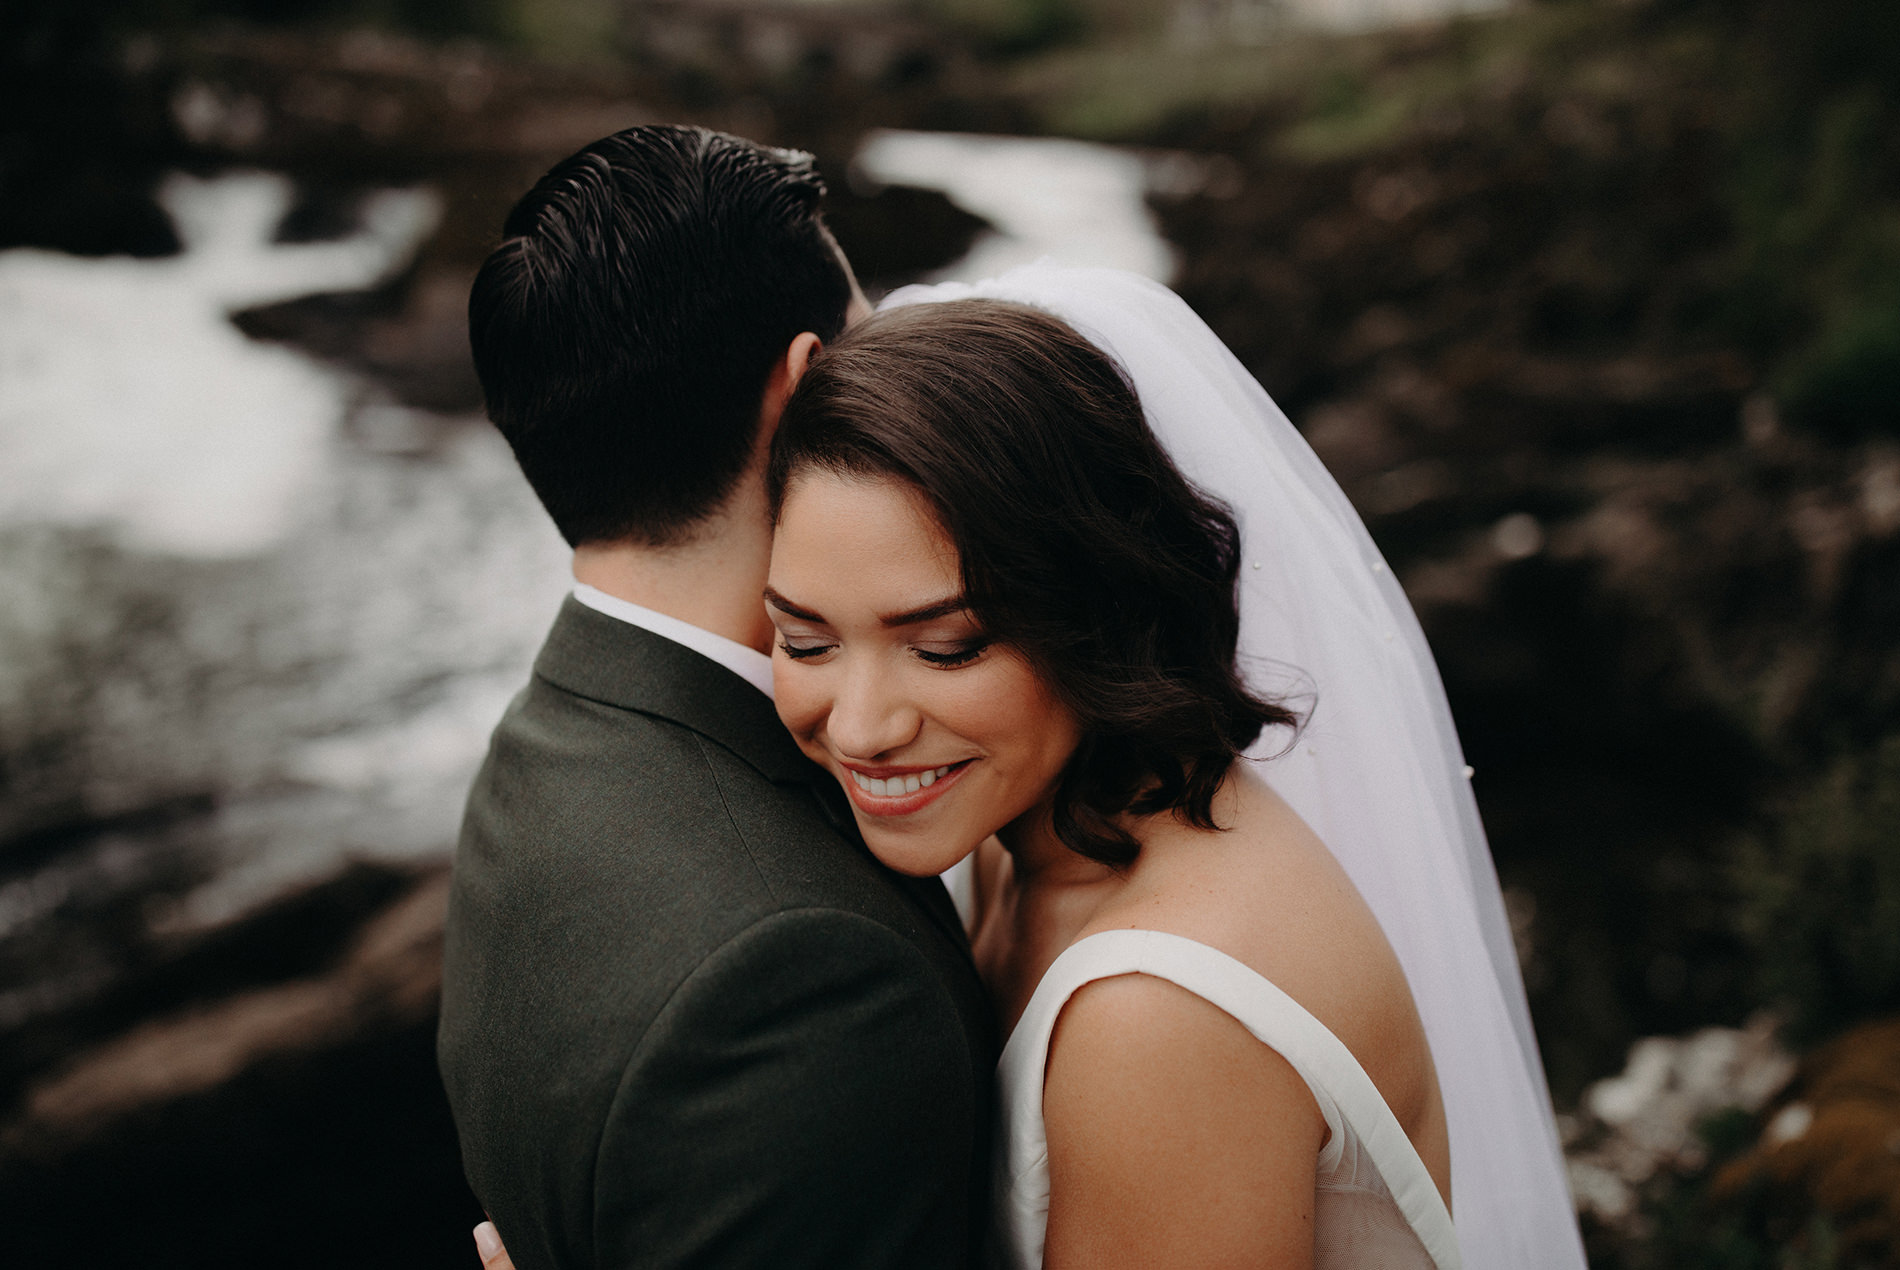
[838, 759, 973, 818]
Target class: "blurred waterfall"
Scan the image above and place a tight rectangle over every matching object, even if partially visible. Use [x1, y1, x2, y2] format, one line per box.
[853, 131, 1179, 285]
[0, 173, 569, 1027]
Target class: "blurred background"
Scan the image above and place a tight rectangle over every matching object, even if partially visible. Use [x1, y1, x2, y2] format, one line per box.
[2, 0, 1896, 1264]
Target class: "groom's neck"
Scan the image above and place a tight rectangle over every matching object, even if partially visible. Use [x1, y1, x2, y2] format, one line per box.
[571, 496, 775, 655]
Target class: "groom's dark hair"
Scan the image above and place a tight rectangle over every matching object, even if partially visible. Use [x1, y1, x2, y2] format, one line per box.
[470, 125, 854, 547]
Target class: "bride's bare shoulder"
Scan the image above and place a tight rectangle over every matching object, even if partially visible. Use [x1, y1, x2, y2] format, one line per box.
[1083, 767, 1432, 1112]
[1041, 965, 1325, 1268]
[1095, 769, 1390, 975]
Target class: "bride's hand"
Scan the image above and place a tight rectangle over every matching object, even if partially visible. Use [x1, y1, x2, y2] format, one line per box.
[473, 1221, 516, 1270]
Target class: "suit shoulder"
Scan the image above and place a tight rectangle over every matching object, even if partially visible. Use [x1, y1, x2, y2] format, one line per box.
[667, 906, 960, 1010]
[591, 909, 982, 1266]
[619, 905, 974, 1106]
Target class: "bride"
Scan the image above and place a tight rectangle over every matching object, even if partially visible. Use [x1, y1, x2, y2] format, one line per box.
[474, 265, 1583, 1268]
[762, 265, 1584, 1269]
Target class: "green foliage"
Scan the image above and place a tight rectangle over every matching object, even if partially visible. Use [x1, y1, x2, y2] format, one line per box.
[916, 0, 1086, 56]
[1601, 1110, 1847, 1270]
[1008, 0, 1900, 440]
[1275, 64, 1414, 162]
[1643, 1199, 1845, 1270]
[1730, 735, 1900, 1043]
[493, 0, 620, 61]
[1779, 298, 1900, 440]
[1, 0, 609, 58]
[1714, 0, 1900, 439]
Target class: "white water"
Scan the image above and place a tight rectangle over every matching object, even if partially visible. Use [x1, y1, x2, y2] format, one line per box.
[1289, 0, 1504, 32]
[1172, 0, 1505, 42]
[853, 131, 1179, 285]
[0, 174, 440, 557]
[0, 173, 570, 946]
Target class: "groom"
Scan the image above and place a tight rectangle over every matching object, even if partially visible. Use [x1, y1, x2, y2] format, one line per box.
[437, 126, 995, 1269]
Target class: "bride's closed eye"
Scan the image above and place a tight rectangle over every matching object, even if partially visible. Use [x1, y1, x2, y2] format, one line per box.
[914, 639, 990, 668]
[775, 637, 991, 666]
[777, 637, 835, 660]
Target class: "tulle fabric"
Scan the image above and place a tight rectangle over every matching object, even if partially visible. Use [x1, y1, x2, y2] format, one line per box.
[885, 264, 1586, 1270]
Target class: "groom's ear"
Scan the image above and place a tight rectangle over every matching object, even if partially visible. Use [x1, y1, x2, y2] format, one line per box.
[757, 331, 824, 435]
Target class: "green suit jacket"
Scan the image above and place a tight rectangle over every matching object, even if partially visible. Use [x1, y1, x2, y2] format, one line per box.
[439, 598, 996, 1270]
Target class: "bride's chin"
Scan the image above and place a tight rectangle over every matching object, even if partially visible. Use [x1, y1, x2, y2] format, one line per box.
[856, 825, 977, 879]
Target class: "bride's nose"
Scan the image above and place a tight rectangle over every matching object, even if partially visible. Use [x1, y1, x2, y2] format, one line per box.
[825, 658, 922, 760]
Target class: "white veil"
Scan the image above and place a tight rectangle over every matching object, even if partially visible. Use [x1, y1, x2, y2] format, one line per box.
[886, 264, 1586, 1270]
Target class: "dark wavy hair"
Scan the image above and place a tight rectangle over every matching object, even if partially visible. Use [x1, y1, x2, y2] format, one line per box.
[767, 300, 1300, 867]
[470, 125, 853, 547]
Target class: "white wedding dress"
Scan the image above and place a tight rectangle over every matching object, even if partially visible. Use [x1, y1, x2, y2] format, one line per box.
[887, 264, 1588, 1270]
[998, 929, 1460, 1270]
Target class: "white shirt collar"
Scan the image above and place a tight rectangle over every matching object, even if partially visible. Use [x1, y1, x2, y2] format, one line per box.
[571, 583, 775, 700]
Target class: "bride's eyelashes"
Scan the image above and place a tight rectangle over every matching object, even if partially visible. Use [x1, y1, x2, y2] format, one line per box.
[773, 637, 991, 666]
[777, 637, 835, 660]
[915, 639, 990, 668]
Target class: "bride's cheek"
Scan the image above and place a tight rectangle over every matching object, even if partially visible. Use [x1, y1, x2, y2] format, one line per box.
[772, 676, 827, 751]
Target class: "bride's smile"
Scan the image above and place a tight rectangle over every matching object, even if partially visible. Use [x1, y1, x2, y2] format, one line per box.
[766, 469, 1080, 878]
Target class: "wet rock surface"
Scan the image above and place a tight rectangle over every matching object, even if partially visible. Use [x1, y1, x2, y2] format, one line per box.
[1, 864, 472, 1270]
[1713, 1017, 1900, 1266]
[1564, 1015, 1796, 1238]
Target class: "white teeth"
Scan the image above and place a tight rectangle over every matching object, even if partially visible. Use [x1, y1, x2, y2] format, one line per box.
[849, 764, 956, 798]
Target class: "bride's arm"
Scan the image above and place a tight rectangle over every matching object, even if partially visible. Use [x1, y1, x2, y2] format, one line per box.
[1041, 973, 1326, 1270]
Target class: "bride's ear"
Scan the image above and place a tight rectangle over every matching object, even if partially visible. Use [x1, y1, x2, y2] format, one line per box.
[757, 331, 823, 435]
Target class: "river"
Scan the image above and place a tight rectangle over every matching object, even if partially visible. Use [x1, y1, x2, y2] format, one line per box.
[0, 130, 1176, 1033]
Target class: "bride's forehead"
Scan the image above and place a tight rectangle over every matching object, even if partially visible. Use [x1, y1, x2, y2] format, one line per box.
[777, 469, 945, 539]
[773, 469, 961, 581]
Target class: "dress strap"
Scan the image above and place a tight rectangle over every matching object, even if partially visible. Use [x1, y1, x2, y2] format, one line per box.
[999, 928, 1463, 1270]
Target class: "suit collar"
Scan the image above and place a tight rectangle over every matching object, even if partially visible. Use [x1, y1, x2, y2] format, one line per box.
[533, 596, 815, 784]
[533, 597, 980, 964]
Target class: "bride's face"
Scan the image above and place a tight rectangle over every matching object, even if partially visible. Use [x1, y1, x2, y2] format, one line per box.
[767, 470, 1081, 877]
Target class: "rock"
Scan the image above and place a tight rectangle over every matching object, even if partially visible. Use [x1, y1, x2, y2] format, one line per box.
[0, 865, 478, 1270]
[6, 868, 447, 1150]
[1712, 1016, 1900, 1265]
[1563, 1014, 1796, 1236]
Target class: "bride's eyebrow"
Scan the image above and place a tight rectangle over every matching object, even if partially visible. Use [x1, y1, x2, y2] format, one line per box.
[878, 595, 971, 628]
[763, 587, 825, 623]
[764, 587, 972, 629]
